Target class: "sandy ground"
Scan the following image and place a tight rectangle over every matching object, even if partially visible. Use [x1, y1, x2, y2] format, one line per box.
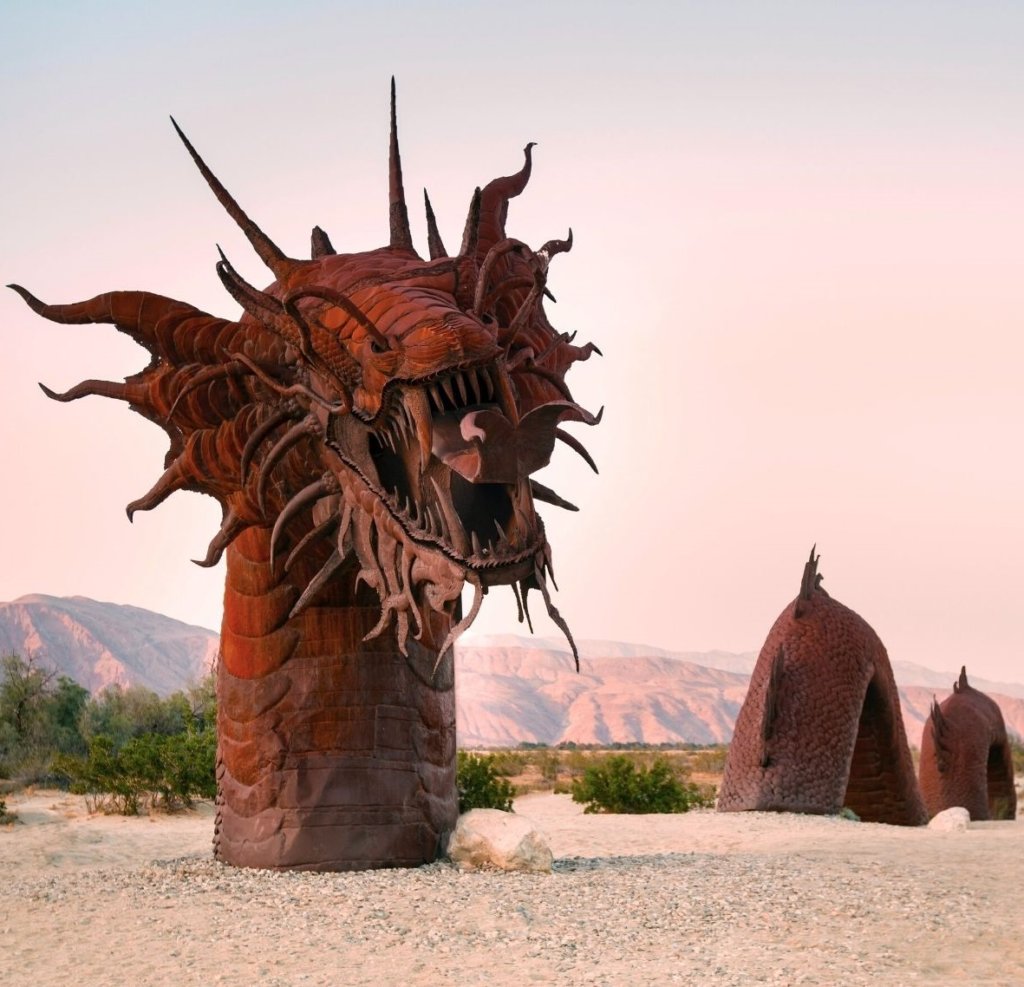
[2, 789, 1022, 986]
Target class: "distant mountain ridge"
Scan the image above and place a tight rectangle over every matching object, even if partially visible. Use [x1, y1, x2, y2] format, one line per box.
[0, 594, 217, 695]
[455, 635, 1024, 747]
[1, 597, 1021, 748]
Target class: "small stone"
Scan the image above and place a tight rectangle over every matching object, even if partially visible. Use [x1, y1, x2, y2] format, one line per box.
[928, 806, 970, 831]
[446, 809, 553, 873]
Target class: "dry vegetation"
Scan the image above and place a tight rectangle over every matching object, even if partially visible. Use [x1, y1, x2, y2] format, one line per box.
[465, 744, 729, 797]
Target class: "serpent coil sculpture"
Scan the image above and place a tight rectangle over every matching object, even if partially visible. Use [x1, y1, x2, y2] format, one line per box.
[919, 667, 1017, 821]
[719, 549, 927, 825]
[11, 82, 601, 869]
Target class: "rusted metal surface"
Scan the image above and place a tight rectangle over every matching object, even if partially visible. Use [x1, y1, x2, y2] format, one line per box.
[719, 549, 927, 826]
[13, 81, 600, 869]
[919, 667, 1017, 821]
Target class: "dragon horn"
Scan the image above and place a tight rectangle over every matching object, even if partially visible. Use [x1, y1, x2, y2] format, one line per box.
[170, 117, 294, 279]
[423, 189, 448, 259]
[465, 143, 534, 263]
[311, 226, 336, 258]
[388, 78, 415, 254]
[458, 187, 482, 260]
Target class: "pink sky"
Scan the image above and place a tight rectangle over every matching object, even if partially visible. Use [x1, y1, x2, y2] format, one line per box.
[2, 2, 1022, 682]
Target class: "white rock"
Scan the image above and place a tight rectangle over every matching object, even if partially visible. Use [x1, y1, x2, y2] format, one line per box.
[447, 809, 553, 872]
[928, 807, 971, 831]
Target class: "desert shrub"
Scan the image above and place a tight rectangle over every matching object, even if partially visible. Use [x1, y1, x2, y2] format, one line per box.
[571, 754, 716, 814]
[0, 796, 14, 823]
[457, 752, 515, 813]
[1010, 736, 1023, 775]
[483, 749, 527, 777]
[54, 727, 216, 814]
[689, 746, 729, 775]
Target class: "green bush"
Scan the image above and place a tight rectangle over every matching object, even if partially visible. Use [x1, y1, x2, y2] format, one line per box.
[54, 727, 216, 815]
[456, 752, 515, 813]
[1010, 735, 1023, 775]
[571, 754, 716, 814]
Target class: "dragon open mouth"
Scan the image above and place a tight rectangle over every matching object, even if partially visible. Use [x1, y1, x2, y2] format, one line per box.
[336, 360, 553, 583]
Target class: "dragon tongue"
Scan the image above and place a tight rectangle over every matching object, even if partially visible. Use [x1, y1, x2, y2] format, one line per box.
[431, 406, 561, 485]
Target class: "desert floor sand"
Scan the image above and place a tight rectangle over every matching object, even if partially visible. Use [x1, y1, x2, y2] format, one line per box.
[2, 789, 1022, 986]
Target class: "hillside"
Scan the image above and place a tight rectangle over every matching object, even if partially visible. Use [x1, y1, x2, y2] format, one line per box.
[1, 597, 1021, 747]
[0, 595, 217, 695]
[455, 637, 1024, 748]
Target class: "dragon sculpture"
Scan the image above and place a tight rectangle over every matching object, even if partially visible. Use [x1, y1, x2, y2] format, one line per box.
[719, 549, 927, 826]
[919, 667, 1017, 821]
[11, 81, 601, 870]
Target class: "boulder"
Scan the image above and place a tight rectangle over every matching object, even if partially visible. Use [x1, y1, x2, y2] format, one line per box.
[447, 809, 553, 872]
[928, 806, 971, 832]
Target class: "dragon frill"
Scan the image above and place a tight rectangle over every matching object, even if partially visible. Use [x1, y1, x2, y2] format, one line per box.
[12, 81, 601, 870]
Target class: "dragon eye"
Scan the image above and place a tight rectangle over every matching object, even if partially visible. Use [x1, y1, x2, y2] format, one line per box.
[369, 338, 387, 355]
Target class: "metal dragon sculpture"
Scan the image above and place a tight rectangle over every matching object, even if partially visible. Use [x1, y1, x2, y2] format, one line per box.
[919, 667, 1017, 821]
[719, 549, 927, 825]
[11, 81, 601, 870]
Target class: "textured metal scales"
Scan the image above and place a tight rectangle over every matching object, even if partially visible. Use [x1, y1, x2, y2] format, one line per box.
[718, 549, 927, 826]
[11, 81, 601, 870]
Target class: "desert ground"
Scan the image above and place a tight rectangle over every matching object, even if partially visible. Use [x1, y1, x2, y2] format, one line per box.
[2, 789, 1022, 987]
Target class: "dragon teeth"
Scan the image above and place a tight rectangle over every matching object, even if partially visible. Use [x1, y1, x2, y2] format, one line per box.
[467, 367, 482, 404]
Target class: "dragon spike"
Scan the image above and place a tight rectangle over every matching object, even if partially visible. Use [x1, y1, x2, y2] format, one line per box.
[311, 226, 336, 259]
[284, 514, 340, 574]
[289, 549, 344, 619]
[432, 575, 484, 677]
[269, 472, 340, 566]
[423, 189, 447, 259]
[534, 562, 579, 672]
[257, 414, 321, 515]
[798, 545, 821, 600]
[530, 479, 579, 512]
[214, 250, 305, 351]
[472, 238, 531, 315]
[166, 359, 250, 419]
[539, 228, 573, 262]
[126, 457, 188, 522]
[510, 581, 526, 624]
[39, 379, 133, 404]
[240, 404, 299, 482]
[193, 509, 247, 568]
[388, 78, 415, 254]
[955, 665, 969, 693]
[467, 142, 535, 263]
[458, 187, 483, 261]
[284, 285, 391, 353]
[518, 578, 535, 633]
[555, 428, 599, 474]
[170, 117, 293, 279]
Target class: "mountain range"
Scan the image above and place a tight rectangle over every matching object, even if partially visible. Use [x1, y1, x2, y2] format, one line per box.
[2, 595, 1022, 748]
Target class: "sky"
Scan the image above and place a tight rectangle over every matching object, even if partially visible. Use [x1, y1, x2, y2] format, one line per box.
[2, 1, 1022, 683]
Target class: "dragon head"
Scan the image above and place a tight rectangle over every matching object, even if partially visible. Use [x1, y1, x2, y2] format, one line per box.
[11, 81, 600, 667]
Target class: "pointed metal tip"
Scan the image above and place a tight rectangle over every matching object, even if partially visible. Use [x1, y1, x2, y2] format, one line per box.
[169, 115, 188, 144]
[9, 283, 40, 307]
